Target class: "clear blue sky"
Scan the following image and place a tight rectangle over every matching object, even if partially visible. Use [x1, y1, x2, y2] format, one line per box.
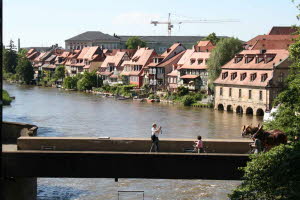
[3, 0, 299, 48]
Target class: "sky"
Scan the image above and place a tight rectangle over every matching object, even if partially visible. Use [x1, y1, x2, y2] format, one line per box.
[3, 0, 300, 48]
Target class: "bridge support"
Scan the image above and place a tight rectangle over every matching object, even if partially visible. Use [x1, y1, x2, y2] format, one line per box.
[1, 177, 37, 200]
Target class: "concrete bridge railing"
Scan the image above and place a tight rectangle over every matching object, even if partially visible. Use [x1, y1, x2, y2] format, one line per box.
[17, 137, 252, 154]
[2, 121, 38, 144]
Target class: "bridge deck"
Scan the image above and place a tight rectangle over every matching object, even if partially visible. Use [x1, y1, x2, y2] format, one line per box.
[2, 146, 249, 180]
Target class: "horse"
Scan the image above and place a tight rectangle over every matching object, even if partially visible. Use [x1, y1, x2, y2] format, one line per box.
[252, 125, 287, 151]
[241, 123, 260, 137]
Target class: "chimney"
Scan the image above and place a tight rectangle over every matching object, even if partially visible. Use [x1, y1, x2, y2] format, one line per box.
[18, 38, 20, 51]
[137, 46, 140, 49]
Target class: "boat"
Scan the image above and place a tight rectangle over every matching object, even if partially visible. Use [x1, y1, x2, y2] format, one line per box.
[117, 97, 130, 100]
[147, 99, 155, 103]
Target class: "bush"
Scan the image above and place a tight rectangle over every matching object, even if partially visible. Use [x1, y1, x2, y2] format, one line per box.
[181, 95, 196, 106]
[229, 142, 300, 200]
[77, 71, 98, 91]
[2, 89, 12, 105]
[177, 86, 189, 97]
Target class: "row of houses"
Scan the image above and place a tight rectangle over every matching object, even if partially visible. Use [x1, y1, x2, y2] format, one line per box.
[26, 26, 298, 116]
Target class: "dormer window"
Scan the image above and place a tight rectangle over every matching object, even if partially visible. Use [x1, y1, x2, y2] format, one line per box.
[264, 54, 275, 63]
[222, 72, 228, 79]
[261, 73, 268, 82]
[234, 57, 243, 63]
[190, 59, 196, 65]
[250, 73, 257, 81]
[231, 72, 237, 80]
[240, 73, 247, 81]
[245, 56, 254, 64]
[197, 59, 203, 65]
[256, 56, 264, 63]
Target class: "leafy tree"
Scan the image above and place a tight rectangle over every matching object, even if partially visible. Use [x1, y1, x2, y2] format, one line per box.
[3, 40, 18, 73]
[54, 65, 65, 81]
[229, 142, 300, 200]
[63, 76, 79, 89]
[125, 36, 146, 49]
[202, 32, 220, 45]
[15, 56, 34, 84]
[77, 71, 98, 91]
[207, 37, 243, 88]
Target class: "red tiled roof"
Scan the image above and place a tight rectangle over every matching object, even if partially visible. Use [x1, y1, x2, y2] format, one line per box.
[214, 70, 272, 87]
[180, 75, 199, 79]
[27, 51, 39, 59]
[177, 49, 194, 66]
[101, 52, 126, 68]
[83, 65, 90, 69]
[100, 71, 113, 76]
[249, 40, 295, 50]
[33, 52, 46, 62]
[167, 70, 178, 77]
[83, 46, 99, 60]
[125, 48, 156, 66]
[129, 71, 142, 76]
[110, 74, 118, 78]
[161, 43, 181, 57]
[156, 51, 185, 67]
[245, 35, 298, 47]
[268, 26, 298, 35]
[197, 40, 211, 46]
[221, 49, 289, 70]
[77, 47, 90, 59]
[179, 51, 210, 69]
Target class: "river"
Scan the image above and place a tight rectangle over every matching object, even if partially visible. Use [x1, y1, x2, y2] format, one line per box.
[3, 82, 263, 200]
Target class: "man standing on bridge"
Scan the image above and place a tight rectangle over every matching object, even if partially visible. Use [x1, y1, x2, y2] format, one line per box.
[150, 123, 162, 152]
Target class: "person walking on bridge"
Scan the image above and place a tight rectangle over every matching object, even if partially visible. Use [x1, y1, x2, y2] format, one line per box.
[150, 123, 162, 152]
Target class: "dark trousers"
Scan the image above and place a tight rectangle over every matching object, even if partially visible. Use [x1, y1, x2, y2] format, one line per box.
[150, 136, 159, 152]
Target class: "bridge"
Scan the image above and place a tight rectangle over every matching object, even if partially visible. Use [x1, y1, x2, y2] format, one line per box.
[1, 121, 252, 200]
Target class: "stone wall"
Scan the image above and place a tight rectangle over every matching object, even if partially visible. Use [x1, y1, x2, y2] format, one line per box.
[2, 121, 38, 144]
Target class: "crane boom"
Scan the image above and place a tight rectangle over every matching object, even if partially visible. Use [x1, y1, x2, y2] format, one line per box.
[150, 13, 239, 36]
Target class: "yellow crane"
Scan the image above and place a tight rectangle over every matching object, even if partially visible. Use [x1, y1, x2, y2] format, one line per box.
[151, 13, 239, 36]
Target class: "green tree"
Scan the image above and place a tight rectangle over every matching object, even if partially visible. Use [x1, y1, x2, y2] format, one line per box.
[229, 142, 300, 200]
[202, 32, 220, 45]
[77, 71, 98, 91]
[54, 65, 65, 81]
[15, 56, 34, 84]
[125, 36, 146, 49]
[3, 40, 18, 73]
[207, 37, 243, 88]
[63, 76, 79, 89]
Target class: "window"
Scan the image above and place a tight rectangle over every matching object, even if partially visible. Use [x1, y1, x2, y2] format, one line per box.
[229, 88, 232, 97]
[250, 73, 257, 81]
[249, 90, 252, 99]
[234, 57, 243, 63]
[240, 73, 247, 81]
[245, 56, 254, 63]
[256, 57, 264, 63]
[220, 87, 223, 96]
[261, 73, 268, 82]
[190, 59, 195, 65]
[259, 91, 263, 100]
[197, 59, 203, 65]
[239, 89, 242, 98]
[231, 72, 237, 80]
[279, 72, 284, 82]
[222, 72, 228, 79]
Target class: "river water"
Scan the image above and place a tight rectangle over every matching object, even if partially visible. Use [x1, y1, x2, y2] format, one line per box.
[3, 82, 263, 200]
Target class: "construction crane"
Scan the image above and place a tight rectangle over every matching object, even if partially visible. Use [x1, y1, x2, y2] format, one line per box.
[151, 13, 239, 36]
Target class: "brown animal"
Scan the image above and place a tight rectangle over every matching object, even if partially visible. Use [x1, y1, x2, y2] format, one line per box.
[241, 124, 260, 137]
[252, 125, 287, 151]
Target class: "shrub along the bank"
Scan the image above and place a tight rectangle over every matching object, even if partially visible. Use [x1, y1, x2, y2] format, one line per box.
[164, 89, 203, 106]
[94, 84, 136, 97]
[2, 90, 12, 106]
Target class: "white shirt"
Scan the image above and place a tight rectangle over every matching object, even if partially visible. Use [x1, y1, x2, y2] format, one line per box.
[151, 127, 160, 137]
